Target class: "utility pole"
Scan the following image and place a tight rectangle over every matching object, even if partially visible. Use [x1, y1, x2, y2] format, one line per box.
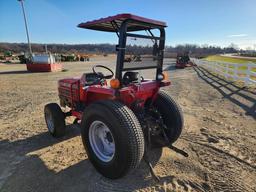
[18, 0, 32, 55]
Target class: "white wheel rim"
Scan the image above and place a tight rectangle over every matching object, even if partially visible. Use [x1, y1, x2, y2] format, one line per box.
[45, 111, 54, 133]
[89, 120, 115, 162]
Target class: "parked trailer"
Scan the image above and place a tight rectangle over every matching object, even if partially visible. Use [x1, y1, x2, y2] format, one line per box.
[26, 53, 62, 72]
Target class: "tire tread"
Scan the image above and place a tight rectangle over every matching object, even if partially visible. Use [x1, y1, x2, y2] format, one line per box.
[44, 103, 66, 137]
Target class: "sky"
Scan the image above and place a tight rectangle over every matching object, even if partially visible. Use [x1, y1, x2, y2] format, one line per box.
[0, 0, 256, 49]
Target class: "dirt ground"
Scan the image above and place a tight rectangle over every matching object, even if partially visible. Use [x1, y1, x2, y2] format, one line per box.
[0, 56, 255, 192]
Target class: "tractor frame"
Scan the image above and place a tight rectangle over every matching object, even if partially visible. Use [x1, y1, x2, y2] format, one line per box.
[44, 14, 186, 180]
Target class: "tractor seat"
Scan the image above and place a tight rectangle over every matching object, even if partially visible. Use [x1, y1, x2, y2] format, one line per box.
[122, 71, 140, 85]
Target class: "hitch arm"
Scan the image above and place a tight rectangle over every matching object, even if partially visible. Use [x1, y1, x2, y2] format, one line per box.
[168, 145, 189, 157]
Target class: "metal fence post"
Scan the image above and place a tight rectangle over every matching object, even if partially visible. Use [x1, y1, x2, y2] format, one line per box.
[224, 63, 228, 79]
[215, 62, 218, 74]
[234, 64, 238, 81]
[245, 63, 252, 86]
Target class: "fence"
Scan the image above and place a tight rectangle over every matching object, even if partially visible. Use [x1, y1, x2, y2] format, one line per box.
[192, 59, 256, 86]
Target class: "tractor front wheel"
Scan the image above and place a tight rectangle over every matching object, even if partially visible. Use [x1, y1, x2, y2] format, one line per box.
[81, 100, 145, 179]
[44, 103, 66, 137]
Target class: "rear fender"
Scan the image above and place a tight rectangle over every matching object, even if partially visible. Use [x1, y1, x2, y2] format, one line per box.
[119, 80, 170, 107]
[84, 86, 116, 105]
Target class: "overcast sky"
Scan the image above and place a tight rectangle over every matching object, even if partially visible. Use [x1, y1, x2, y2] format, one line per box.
[0, 0, 255, 49]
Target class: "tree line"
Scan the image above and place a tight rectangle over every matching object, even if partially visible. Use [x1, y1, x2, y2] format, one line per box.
[0, 42, 238, 58]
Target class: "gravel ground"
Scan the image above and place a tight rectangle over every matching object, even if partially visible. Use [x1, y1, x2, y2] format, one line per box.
[0, 56, 255, 192]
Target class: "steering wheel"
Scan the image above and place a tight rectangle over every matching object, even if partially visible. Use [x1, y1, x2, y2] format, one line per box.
[92, 65, 114, 79]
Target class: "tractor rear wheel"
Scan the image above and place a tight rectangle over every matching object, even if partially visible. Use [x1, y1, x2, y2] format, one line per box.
[153, 91, 183, 145]
[44, 103, 66, 137]
[81, 100, 145, 179]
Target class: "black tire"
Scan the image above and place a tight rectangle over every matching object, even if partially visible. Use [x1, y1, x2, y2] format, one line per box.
[153, 91, 183, 144]
[44, 103, 66, 137]
[81, 100, 145, 179]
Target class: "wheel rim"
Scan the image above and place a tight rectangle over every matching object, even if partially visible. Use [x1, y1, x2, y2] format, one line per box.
[89, 120, 115, 162]
[45, 111, 54, 133]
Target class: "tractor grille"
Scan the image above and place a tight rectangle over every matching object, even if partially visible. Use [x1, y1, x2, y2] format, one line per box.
[58, 81, 79, 107]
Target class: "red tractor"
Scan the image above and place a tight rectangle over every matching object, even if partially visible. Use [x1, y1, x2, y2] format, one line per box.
[44, 14, 185, 180]
[175, 52, 196, 69]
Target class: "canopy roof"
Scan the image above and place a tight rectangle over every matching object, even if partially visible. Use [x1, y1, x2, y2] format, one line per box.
[78, 13, 167, 32]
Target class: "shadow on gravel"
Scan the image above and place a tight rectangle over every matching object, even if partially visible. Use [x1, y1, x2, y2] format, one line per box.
[194, 66, 256, 119]
[0, 70, 68, 75]
[0, 124, 81, 154]
[0, 124, 81, 191]
[0, 124, 177, 192]
[0, 70, 29, 75]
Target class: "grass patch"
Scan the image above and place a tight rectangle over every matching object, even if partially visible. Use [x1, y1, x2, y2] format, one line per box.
[205, 55, 256, 64]
[204, 55, 256, 72]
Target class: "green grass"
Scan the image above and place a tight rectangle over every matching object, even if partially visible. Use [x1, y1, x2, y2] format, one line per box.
[205, 55, 256, 64]
[204, 55, 256, 72]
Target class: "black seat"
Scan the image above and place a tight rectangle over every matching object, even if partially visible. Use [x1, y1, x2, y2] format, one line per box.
[122, 71, 140, 85]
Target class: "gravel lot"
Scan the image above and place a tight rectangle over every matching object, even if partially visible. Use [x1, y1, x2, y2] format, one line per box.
[0, 56, 255, 192]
